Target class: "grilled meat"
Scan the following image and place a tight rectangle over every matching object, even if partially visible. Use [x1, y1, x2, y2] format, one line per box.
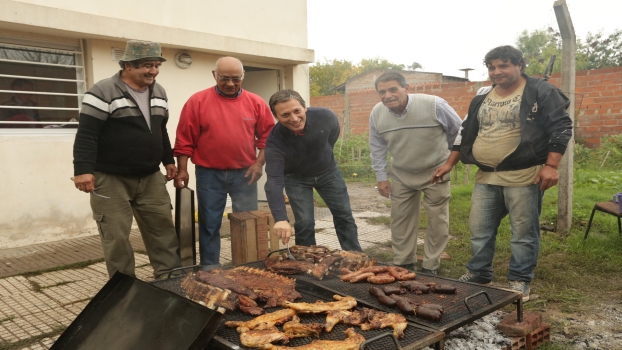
[340, 265, 416, 284]
[225, 308, 297, 333]
[180, 273, 237, 313]
[415, 306, 442, 322]
[283, 294, 357, 314]
[360, 309, 408, 339]
[310, 254, 341, 280]
[195, 267, 301, 311]
[367, 273, 395, 284]
[239, 327, 289, 349]
[264, 256, 314, 275]
[266, 327, 365, 350]
[324, 309, 367, 332]
[399, 281, 431, 294]
[282, 315, 323, 338]
[265, 245, 376, 281]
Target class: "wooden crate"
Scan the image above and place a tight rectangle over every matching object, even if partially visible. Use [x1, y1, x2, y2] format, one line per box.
[228, 210, 280, 264]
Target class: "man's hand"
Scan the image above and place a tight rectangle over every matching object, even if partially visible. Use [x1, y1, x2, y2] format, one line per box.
[245, 162, 263, 185]
[534, 166, 559, 191]
[273, 220, 293, 245]
[377, 181, 391, 198]
[164, 164, 177, 181]
[431, 163, 452, 184]
[174, 169, 189, 189]
[73, 174, 95, 193]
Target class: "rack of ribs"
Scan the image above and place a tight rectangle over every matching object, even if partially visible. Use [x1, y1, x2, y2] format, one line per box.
[282, 315, 323, 339]
[225, 308, 297, 333]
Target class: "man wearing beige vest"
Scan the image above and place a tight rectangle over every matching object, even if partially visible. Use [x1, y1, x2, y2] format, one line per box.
[369, 71, 462, 275]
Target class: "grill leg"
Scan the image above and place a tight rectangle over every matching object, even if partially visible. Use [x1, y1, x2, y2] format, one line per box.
[516, 297, 523, 322]
[434, 339, 445, 350]
[584, 206, 597, 240]
[618, 216, 621, 235]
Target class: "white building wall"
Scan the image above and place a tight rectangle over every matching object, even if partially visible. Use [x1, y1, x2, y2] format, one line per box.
[12, 0, 308, 48]
[0, 0, 313, 248]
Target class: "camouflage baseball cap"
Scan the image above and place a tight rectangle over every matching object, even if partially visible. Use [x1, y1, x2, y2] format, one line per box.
[121, 40, 166, 62]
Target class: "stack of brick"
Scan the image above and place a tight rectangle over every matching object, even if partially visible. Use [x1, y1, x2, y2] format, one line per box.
[498, 311, 551, 350]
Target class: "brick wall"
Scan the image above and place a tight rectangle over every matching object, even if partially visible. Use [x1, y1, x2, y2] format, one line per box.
[310, 66, 622, 148]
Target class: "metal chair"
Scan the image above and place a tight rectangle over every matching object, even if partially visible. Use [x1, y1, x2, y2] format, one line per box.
[583, 201, 622, 240]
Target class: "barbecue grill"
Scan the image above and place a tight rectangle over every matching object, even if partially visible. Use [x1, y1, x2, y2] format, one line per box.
[152, 273, 445, 350]
[244, 259, 523, 333]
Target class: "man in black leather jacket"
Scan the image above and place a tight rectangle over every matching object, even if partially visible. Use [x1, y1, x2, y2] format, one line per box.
[433, 45, 572, 301]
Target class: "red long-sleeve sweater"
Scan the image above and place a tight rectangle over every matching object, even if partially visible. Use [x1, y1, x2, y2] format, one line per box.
[173, 87, 275, 169]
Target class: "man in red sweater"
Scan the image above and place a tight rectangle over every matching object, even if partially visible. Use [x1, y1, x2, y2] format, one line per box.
[174, 56, 275, 266]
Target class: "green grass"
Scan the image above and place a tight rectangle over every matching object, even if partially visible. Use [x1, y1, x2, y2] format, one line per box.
[365, 215, 392, 226]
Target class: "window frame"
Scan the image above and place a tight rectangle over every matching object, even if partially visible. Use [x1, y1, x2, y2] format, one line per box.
[0, 37, 86, 131]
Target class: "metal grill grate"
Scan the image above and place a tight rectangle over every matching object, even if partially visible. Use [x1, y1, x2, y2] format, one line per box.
[242, 260, 521, 333]
[152, 275, 442, 350]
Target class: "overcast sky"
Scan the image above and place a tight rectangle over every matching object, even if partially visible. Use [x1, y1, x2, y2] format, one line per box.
[307, 0, 619, 81]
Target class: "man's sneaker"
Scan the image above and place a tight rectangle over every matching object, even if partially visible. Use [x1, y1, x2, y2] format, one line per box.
[457, 271, 492, 285]
[421, 268, 438, 276]
[396, 263, 415, 270]
[509, 280, 530, 302]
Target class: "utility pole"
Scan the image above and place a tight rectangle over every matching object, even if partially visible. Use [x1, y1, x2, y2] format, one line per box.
[554, 0, 576, 234]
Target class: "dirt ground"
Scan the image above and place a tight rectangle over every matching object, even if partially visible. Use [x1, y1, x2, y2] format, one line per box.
[346, 181, 392, 214]
[345, 181, 622, 350]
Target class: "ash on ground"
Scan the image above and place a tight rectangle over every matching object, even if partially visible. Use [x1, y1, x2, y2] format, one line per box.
[423, 311, 511, 350]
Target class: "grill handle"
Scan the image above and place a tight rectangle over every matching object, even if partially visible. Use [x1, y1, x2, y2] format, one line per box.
[359, 332, 402, 350]
[463, 290, 492, 314]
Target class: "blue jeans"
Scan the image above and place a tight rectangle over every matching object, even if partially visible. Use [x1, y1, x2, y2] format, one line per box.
[284, 167, 362, 252]
[467, 183, 543, 282]
[195, 166, 258, 265]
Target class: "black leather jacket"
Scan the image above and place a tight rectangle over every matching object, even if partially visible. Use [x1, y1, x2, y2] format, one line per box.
[454, 74, 572, 172]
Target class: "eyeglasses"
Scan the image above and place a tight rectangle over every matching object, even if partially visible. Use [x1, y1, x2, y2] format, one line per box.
[217, 75, 243, 83]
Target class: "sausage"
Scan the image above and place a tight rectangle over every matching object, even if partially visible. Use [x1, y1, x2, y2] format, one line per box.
[433, 285, 457, 294]
[377, 295, 397, 307]
[340, 271, 360, 281]
[400, 281, 430, 294]
[367, 274, 396, 284]
[389, 294, 409, 304]
[419, 304, 444, 313]
[415, 306, 442, 321]
[350, 272, 375, 283]
[396, 300, 415, 315]
[382, 286, 403, 295]
[368, 286, 385, 298]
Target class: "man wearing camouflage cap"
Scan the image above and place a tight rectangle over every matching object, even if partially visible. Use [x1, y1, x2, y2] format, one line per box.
[72, 40, 181, 279]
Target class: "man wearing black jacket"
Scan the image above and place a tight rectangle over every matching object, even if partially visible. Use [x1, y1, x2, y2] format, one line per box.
[72, 40, 181, 279]
[434, 46, 572, 301]
[264, 89, 362, 252]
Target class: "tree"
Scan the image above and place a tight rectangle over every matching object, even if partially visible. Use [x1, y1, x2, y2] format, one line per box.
[515, 28, 622, 76]
[309, 58, 357, 97]
[583, 29, 622, 69]
[407, 62, 423, 71]
[310, 57, 409, 96]
[357, 57, 405, 71]
[516, 28, 563, 76]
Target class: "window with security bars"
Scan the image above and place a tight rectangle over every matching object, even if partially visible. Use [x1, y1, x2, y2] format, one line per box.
[0, 38, 85, 129]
